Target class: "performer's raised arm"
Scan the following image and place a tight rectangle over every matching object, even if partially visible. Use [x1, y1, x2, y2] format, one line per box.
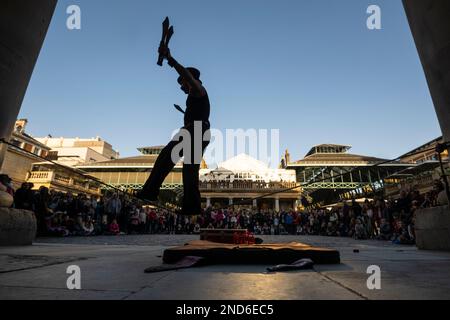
[158, 45, 206, 97]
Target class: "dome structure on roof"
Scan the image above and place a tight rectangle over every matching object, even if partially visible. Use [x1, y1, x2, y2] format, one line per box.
[218, 153, 269, 172]
[199, 153, 296, 183]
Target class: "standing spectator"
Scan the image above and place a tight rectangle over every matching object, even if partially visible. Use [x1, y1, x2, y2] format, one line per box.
[128, 206, 140, 234]
[34, 186, 51, 236]
[284, 212, 293, 234]
[106, 193, 122, 222]
[14, 182, 34, 210]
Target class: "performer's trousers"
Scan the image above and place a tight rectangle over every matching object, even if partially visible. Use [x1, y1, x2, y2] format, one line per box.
[141, 122, 210, 215]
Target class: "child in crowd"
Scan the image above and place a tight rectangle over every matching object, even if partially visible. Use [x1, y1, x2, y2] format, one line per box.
[109, 219, 120, 235]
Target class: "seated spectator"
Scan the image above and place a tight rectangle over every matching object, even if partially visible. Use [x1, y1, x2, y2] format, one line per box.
[254, 222, 262, 235]
[354, 218, 367, 240]
[193, 223, 201, 234]
[61, 214, 76, 235]
[320, 221, 327, 236]
[73, 214, 85, 235]
[378, 218, 392, 240]
[337, 222, 348, 237]
[82, 217, 95, 236]
[46, 213, 69, 237]
[109, 219, 120, 235]
[326, 221, 337, 236]
[279, 224, 288, 235]
[262, 223, 271, 235]
[393, 221, 414, 244]
[296, 224, 303, 235]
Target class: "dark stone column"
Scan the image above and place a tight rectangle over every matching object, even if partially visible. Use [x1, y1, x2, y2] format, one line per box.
[0, 0, 57, 245]
[403, 0, 450, 250]
[402, 0, 450, 142]
[0, 0, 57, 166]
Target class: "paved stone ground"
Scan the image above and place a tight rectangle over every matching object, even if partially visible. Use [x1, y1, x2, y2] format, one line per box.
[1, 234, 450, 300]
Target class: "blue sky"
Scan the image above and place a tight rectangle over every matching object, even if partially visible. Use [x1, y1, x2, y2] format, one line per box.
[19, 0, 441, 165]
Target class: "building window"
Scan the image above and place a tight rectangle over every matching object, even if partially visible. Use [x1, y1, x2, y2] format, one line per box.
[11, 139, 22, 147]
[23, 143, 33, 152]
[46, 151, 58, 161]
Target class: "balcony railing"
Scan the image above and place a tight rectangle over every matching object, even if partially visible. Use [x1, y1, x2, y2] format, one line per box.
[27, 171, 101, 195]
[384, 172, 438, 196]
[54, 174, 70, 184]
[199, 181, 300, 192]
[28, 171, 51, 181]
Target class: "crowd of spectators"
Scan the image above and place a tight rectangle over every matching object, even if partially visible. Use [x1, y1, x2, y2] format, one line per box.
[2, 173, 448, 245]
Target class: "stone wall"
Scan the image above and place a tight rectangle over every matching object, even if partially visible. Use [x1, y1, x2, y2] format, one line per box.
[415, 205, 450, 251]
[0, 207, 37, 246]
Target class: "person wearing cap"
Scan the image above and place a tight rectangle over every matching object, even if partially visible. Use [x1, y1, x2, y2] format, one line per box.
[138, 43, 210, 216]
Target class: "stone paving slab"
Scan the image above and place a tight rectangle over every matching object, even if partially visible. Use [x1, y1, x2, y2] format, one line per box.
[0, 254, 88, 273]
[125, 269, 362, 300]
[0, 286, 132, 300]
[1, 235, 450, 300]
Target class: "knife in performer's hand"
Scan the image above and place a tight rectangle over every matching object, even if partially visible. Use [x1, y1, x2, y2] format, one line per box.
[174, 104, 185, 114]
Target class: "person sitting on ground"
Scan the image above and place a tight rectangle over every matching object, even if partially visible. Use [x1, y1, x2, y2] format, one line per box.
[109, 219, 120, 235]
[296, 223, 303, 235]
[393, 221, 414, 244]
[337, 222, 348, 237]
[378, 218, 392, 240]
[49, 217, 69, 237]
[262, 222, 271, 235]
[354, 218, 367, 240]
[61, 214, 75, 235]
[73, 214, 85, 236]
[176, 223, 183, 234]
[193, 223, 201, 234]
[326, 221, 337, 237]
[82, 217, 95, 236]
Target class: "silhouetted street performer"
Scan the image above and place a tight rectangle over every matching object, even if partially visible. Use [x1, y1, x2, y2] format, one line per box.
[138, 32, 210, 216]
